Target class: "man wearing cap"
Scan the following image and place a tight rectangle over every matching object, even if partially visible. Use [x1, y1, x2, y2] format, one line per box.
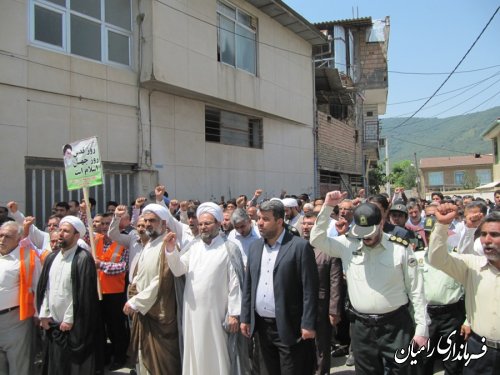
[389, 201, 417, 247]
[310, 191, 428, 374]
[413, 214, 465, 374]
[164, 202, 245, 375]
[37, 216, 101, 374]
[429, 204, 500, 374]
[368, 194, 413, 242]
[123, 203, 181, 375]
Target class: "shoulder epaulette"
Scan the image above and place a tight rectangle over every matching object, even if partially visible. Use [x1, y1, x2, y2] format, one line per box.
[389, 235, 409, 247]
[286, 224, 300, 237]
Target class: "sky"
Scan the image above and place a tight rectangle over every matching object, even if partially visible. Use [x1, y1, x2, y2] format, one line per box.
[283, 0, 500, 120]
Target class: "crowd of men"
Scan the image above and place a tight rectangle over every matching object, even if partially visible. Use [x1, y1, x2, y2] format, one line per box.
[0, 186, 499, 375]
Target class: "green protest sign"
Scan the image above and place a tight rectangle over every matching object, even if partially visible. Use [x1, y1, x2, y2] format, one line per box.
[63, 137, 104, 191]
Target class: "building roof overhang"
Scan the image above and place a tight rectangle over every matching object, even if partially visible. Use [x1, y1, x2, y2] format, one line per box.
[245, 0, 328, 46]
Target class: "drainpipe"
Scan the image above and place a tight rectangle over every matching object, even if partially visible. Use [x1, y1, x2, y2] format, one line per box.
[312, 55, 319, 198]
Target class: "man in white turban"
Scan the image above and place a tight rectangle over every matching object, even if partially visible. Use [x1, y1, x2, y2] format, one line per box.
[123, 203, 181, 375]
[164, 201, 246, 375]
[37, 215, 102, 374]
[283, 197, 304, 236]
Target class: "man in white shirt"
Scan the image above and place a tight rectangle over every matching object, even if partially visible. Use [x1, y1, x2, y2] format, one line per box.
[0, 221, 41, 375]
[227, 208, 261, 267]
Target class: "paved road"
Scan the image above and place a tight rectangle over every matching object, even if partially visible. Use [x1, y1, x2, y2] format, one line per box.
[109, 354, 445, 374]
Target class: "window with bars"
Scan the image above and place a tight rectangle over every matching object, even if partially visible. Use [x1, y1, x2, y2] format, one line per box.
[25, 157, 136, 228]
[364, 120, 379, 142]
[31, 0, 132, 66]
[205, 107, 263, 149]
[217, 1, 257, 75]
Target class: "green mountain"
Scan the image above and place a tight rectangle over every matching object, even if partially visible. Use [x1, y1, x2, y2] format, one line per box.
[379, 106, 500, 164]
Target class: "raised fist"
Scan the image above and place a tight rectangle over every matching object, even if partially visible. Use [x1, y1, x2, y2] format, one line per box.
[114, 205, 128, 217]
[135, 197, 146, 208]
[155, 185, 166, 200]
[325, 191, 348, 207]
[7, 201, 18, 213]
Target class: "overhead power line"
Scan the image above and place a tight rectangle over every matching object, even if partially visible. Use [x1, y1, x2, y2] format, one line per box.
[390, 6, 499, 131]
[388, 64, 500, 75]
[387, 70, 500, 106]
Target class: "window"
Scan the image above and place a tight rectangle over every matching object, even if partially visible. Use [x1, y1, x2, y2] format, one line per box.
[205, 107, 263, 149]
[333, 25, 346, 74]
[217, 1, 257, 75]
[454, 171, 465, 185]
[364, 120, 379, 142]
[31, 0, 132, 66]
[366, 19, 386, 42]
[428, 171, 444, 186]
[476, 169, 492, 185]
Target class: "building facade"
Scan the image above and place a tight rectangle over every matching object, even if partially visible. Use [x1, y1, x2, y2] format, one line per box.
[314, 17, 390, 197]
[0, 0, 326, 220]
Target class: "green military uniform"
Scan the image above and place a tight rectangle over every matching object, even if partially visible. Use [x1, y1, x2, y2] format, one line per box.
[311, 205, 428, 375]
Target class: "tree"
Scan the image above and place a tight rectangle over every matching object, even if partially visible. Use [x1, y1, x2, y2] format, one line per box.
[367, 163, 386, 194]
[462, 171, 480, 189]
[389, 160, 417, 190]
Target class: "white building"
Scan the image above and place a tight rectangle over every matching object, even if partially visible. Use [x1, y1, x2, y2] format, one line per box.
[0, 0, 326, 220]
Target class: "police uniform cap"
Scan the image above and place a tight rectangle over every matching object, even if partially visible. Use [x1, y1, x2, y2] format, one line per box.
[347, 203, 382, 239]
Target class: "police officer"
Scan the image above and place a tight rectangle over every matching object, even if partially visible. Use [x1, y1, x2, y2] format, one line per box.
[389, 200, 417, 246]
[310, 191, 428, 375]
[413, 215, 465, 374]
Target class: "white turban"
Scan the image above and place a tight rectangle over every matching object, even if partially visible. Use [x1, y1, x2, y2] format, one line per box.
[282, 198, 298, 208]
[142, 203, 169, 221]
[196, 202, 223, 223]
[60, 215, 86, 237]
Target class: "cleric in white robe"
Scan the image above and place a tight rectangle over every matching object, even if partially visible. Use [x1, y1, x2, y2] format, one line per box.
[165, 202, 242, 375]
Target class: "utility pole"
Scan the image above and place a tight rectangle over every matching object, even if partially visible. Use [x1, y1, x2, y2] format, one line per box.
[385, 138, 390, 196]
[379, 137, 390, 196]
[414, 152, 421, 197]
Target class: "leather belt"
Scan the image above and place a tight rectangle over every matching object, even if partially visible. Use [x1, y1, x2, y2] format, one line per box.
[351, 304, 408, 326]
[0, 306, 19, 315]
[256, 314, 276, 325]
[471, 331, 500, 350]
[427, 299, 463, 314]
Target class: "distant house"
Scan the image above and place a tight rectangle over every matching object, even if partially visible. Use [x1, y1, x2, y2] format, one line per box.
[419, 155, 494, 194]
[482, 118, 500, 182]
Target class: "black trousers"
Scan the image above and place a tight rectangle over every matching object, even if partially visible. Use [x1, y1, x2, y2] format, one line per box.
[351, 306, 413, 375]
[100, 292, 129, 363]
[415, 301, 465, 375]
[315, 300, 332, 375]
[463, 333, 500, 375]
[255, 315, 315, 375]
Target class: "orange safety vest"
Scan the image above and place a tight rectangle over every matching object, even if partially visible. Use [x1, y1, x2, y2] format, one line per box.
[96, 235, 126, 294]
[19, 246, 36, 320]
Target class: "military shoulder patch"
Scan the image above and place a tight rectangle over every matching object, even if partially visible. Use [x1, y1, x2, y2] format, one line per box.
[388, 235, 409, 247]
